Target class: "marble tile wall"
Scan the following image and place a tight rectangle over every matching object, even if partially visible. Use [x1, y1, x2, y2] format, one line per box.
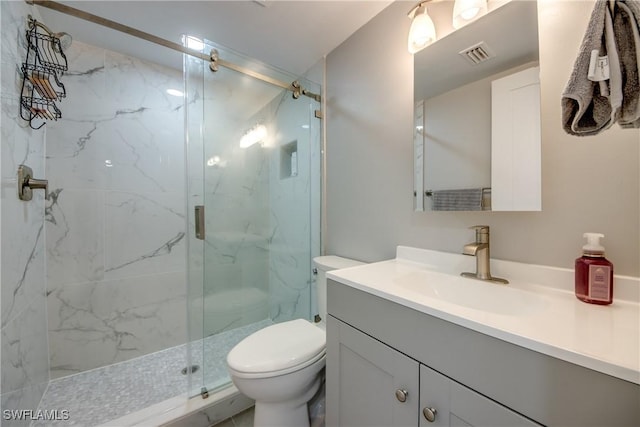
[44, 40, 187, 379]
[1, 1, 50, 425]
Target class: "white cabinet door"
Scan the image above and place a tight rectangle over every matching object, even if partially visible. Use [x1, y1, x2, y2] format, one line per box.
[491, 66, 541, 211]
[420, 365, 540, 427]
[326, 316, 419, 427]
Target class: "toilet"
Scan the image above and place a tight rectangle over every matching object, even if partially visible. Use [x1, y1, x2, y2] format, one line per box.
[226, 256, 364, 427]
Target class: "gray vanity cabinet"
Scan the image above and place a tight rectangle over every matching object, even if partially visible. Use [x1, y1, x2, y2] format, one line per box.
[326, 315, 419, 427]
[327, 315, 540, 427]
[419, 365, 539, 427]
[326, 279, 640, 427]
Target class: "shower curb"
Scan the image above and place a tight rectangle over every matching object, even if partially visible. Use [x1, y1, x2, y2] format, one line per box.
[99, 385, 253, 427]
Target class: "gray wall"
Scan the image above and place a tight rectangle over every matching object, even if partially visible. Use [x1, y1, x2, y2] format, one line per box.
[326, 0, 639, 277]
[423, 72, 492, 193]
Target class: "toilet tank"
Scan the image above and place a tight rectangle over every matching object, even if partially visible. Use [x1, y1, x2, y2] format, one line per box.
[313, 256, 365, 321]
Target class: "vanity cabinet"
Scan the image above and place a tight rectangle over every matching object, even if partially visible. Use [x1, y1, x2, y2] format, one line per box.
[326, 316, 418, 426]
[326, 279, 640, 427]
[419, 364, 538, 427]
[327, 316, 539, 427]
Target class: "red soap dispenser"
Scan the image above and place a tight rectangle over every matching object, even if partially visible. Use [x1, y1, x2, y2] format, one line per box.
[575, 233, 614, 305]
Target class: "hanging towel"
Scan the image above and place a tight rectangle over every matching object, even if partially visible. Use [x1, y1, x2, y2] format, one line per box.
[562, 0, 640, 135]
[431, 189, 483, 211]
[562, 0, 621, 136]
[615, 1, 640, 128]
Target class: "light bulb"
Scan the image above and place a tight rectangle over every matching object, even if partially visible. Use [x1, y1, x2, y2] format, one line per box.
[166, 89, 184, 97]
[186, 36, 204, 51]
[240, 125, 267, 148]
[460, 7, 480, 20]
[452, 0, 487, 29]
[408, 8, 437, 54]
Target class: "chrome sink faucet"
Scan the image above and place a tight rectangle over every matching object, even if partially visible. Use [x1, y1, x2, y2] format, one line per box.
[461, 225, 509, 284]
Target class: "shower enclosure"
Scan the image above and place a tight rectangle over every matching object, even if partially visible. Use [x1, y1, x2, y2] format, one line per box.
[184, 38, 321, 399]
[0, 1, 320, 424]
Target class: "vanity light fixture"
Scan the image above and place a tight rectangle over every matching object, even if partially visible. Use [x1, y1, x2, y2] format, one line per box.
[407, 1, 437, 54]
[407, 0, 488, 53]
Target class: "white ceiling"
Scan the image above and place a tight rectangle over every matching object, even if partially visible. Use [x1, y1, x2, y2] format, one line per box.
[36, 0, 394, 78]
[414, 0, 539, 100]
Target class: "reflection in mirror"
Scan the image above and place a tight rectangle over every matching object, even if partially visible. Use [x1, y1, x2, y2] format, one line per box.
[414, 100, 425, 211]
[413, 0, 541, 212]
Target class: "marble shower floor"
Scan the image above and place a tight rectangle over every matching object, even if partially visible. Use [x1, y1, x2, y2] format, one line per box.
[34, 320, 272, 427]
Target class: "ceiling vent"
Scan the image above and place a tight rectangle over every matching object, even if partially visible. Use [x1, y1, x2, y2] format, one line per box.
[458, 42, 496, 65]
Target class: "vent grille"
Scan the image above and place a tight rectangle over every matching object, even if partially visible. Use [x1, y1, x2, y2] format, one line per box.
[458, 42, 496, 65]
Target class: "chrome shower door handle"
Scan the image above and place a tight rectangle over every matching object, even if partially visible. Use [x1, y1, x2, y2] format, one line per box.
[17, 164, 49, 201]
[195, 205, 205, 240]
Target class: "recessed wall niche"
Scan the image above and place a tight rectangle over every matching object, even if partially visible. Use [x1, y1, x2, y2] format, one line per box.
[280, 140, 298, 179]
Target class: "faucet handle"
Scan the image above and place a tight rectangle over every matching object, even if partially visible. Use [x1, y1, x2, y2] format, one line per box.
[469, 225, 489, 242]
[17, 164, 49, 201]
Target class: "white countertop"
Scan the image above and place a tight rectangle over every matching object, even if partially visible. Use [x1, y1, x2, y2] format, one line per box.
[327, 246, 640, 385]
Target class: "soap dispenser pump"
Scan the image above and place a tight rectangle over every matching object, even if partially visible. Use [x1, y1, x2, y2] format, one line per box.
[575, 233, 613, 305]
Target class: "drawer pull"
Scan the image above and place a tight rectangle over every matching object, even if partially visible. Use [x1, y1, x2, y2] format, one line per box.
[423, 407, 437, 422]
[395, 389, 408, 402]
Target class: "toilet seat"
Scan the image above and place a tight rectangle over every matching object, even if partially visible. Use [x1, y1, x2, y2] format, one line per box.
[227, 319, 326, 379]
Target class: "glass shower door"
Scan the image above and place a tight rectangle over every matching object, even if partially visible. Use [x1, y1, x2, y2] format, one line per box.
[184, 37, 206, 398]
[185, 38, 321, 396]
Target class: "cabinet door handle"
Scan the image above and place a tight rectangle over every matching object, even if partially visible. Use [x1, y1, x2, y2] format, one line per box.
[422, 407, 437, 423]
[395, 389, 408, 402]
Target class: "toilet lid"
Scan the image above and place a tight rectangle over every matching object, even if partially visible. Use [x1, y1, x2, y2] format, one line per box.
[227, 319, 326, 374]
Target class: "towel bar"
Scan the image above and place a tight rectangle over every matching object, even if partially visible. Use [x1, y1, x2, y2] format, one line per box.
[425, 188, 491, 197]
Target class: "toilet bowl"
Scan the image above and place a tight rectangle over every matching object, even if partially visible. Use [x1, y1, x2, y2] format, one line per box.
[226, 256, 364, 427]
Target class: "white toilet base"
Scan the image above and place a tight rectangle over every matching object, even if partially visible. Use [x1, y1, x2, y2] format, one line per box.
[252, 373, 322, 427]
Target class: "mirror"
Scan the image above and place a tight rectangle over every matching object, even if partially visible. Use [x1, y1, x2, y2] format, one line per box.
[413, 0, 541, 212]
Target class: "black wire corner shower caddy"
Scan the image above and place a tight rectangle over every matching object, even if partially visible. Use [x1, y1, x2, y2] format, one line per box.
[20, 17, 68, 130]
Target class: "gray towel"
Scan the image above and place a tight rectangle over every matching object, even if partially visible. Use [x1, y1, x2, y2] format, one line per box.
[431, 189, 483, 211]
[616, 1, 640, 128]
[562, 0, 615, 136]
[562, 0, 640, 135]
[605, 3, 624, 125]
